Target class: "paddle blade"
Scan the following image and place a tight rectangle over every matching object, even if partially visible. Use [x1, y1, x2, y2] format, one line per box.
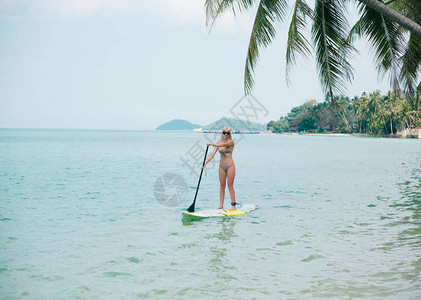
[187, 202, 195, 212]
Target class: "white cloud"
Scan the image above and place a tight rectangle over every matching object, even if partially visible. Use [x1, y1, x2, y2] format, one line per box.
[0, 0, 252, 34]
[55, 0, 106, 16]
[156, 0, 205, 24]
[1, 0, 205, 20]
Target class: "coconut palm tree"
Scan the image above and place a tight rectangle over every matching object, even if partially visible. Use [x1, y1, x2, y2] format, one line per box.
[205, 0, 421, 100]
[349, 0, 421, 97]
[354, 94, 371, 132]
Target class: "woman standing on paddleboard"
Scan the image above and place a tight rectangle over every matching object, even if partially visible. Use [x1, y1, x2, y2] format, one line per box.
[202, 127, 237, 210]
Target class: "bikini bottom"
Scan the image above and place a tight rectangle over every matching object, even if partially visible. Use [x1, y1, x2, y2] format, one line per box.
[219, 164, 235, 173]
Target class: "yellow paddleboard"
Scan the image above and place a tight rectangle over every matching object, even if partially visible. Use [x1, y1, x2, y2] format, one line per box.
[182, 204, 257, 221]
[222, 209, 246, 216]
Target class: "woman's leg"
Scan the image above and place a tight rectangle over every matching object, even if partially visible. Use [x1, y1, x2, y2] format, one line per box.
[218, 166, 227, 209]
[227, 165, 236, 210]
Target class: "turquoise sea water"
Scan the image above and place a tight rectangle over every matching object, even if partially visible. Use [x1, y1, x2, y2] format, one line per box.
[0, 129, 420, 299]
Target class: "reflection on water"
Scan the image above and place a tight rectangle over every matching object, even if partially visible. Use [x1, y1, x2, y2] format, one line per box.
[207, 218, 236, 272]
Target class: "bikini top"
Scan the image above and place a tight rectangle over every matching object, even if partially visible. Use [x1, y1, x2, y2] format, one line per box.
[219, 146, 233, 155]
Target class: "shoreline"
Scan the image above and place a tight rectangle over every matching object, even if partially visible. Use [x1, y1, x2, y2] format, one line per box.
[276, 131, 421, 139]
[196, 129, 421, 139]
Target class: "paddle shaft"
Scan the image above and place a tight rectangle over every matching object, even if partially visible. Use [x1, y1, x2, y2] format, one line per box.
[187, 145, 209, 212]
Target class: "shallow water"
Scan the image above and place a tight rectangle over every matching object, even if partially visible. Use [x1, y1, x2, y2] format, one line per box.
[0, 129, 420, 299]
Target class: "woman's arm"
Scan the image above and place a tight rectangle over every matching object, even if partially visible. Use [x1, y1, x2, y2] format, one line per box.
[202, 147, 218, 169]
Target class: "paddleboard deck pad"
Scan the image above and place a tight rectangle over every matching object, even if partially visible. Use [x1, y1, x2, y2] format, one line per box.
[182, 204, 257, 220]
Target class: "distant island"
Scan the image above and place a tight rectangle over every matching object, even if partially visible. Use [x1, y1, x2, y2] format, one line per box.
[156, 119, 202, 130]
[203, 117, 266, 132]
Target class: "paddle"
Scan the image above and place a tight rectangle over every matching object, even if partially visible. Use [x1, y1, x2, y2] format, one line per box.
[187, 145, 209, 212]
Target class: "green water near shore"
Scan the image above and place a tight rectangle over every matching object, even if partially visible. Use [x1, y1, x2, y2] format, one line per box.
[0, 129, 420, 299]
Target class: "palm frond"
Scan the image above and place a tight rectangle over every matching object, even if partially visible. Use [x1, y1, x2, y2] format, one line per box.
[285, 0, 313, 85]
[347, 18, 362, 44]
[400, 33, 421, 96]
[356, 3, 405, 92]
[312, 0, 354, 102]
[244, 0, 289, 94]
[205, 0, 255, 29]
[388, 0, 421, 24]
[392, 0, 421, 96]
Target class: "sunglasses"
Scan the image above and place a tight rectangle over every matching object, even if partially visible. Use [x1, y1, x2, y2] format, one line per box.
[222, 132, 230, 135]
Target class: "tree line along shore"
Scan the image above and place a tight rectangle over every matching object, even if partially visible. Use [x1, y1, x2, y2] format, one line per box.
[267, 90, 421, 138]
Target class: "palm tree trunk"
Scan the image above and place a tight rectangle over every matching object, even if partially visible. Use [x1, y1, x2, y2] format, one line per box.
[338, 110, 353, 133]
[357, 0, 421, 38]
[390, 117, 393, 134]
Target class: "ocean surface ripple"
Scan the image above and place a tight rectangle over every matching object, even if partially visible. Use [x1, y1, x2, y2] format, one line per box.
[0, 129, 420, 299]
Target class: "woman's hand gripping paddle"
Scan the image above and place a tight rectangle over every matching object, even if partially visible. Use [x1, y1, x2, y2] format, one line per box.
[186, 145, 209, 212]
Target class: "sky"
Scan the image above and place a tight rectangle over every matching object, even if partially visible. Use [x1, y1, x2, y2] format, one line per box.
[0, 0, 391, 130]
